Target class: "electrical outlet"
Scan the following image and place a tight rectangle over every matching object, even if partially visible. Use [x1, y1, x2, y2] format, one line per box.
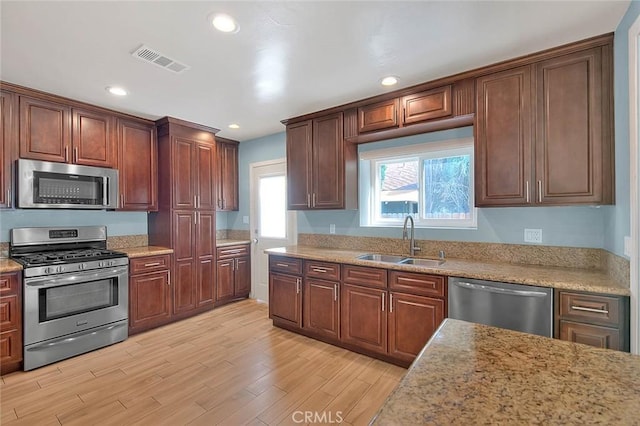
[524, 228, 542, 243]
[242, 216, 249, 224]
[624, 236, 631, 257]
[329, 224, 336, 234]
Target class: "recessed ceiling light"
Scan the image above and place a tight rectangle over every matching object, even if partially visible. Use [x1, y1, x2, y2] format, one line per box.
[228, 123, 240, 129]
[211, 13, 239, 33]
[106, 86, 127, 96]
[381, 76, 399, 86]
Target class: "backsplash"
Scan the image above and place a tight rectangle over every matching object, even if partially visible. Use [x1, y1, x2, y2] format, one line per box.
[107, 235, 148, 250]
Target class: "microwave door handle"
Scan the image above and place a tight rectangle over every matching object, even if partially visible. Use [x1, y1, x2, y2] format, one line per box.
[103, 177, 108, 206]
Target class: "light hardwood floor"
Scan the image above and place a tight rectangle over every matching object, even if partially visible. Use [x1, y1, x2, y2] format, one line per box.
[1, 300, 406, 425]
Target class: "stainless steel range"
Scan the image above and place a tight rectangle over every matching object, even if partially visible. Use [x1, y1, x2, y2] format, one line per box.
[10, 226, 129, 370]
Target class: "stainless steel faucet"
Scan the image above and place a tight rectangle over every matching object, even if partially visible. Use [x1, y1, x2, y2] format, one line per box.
[402, 215, 421, 256]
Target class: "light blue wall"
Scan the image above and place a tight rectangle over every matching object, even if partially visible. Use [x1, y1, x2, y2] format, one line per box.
[232, 128, 606, 248]
[0, 210, 147, 242]
[604, 0, 640, 257]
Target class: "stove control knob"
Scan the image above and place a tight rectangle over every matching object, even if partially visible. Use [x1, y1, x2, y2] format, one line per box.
[108, 260, 115, 267]
[56, 266, 65, 273]
[98, 261, 105, 268]
[78, 263, 86, 270]
[44, 267, 52, 274]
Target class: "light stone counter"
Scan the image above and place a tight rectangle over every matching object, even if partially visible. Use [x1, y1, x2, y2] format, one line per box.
[216, 239, 251, 247]
[117, 246, 173, 258]
[0, 258, 22, 273]
[265, 246, 629, 296]
[372, 319, 640, 425]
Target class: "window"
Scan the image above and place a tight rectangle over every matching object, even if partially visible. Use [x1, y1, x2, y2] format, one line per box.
[360, 138, 476, 228]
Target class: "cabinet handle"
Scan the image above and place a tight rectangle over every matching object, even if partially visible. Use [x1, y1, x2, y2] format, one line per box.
[570, 305, 609, 315]
[334, 284, 337, 301]
[276, 263, 289, 268]
[194, 213, 197, 225]
[525, 181, 530, 203]
[218, 199, 222, 209]
[312, 193, 316, 207]
[296, 278, 301, 294]
[381, 292, 385, 312]
[312, 267, 328, 273]
[194, 195, 197, 207]
[74, 147, 78, 163]
[120, 194, 124, 208]
[307, 193, 311, 208]
[390, 293, 393, 313]
[6, 189, 10, 207]
[167, 270, 171, 286]
[538, 180, 542, 203]
[64, 146, 68, 162]
[144, 262, 161, 267]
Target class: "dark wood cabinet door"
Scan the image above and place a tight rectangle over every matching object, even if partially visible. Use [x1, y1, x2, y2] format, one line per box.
[129, 271, 171, 333]
[217, 142, 239, 211]
[117, 119, 157, 211]
[216, 259, 235, 302]
[72, 108, 115, 167]
[0, 330, 21, 367]
[340, 284, 387, 355]
[196, 257, 215, 307]
[0, 271, 22, 372]
[535, 47, 611, 204]
[303, 278, 340, 340]
[172, 137, 196, 209]
[173, 211, 195, 262]
[357, 99, 399, 133]
[0, 90, 16, 208]
[388, 292, 444, 363]
[269, 272, 302, 328]
[195, 142, 216, 210]
[402, 85, 452, 124]
[234, 256, 250, 297]
[19, 96, 71, 163]
[286, 120, 313, 209]
[312, 112, 344, 209]
[475, 66, 533, 206]
[196, 211, 215, 258]
[196, 212, 215, 307]
[559, 320, 620, 350]
[173, 260, 196, 315]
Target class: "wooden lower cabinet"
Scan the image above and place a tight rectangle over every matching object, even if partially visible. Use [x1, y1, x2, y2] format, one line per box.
[303, 278, 340, 340]
[388, 292, 444, 363]
[0, 271, 22, 374]
[128, 255, 172, 335]
[269, 272, 302, 328]
[216, 244, 251, 304]
[340, 284, 387, 355]
[559, 320, 620, 350]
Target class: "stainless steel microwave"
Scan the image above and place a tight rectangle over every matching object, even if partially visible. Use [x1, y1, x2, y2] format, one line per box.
[17, 159, 119, 209]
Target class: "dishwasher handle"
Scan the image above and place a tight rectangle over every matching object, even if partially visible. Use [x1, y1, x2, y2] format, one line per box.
[452, 281, 549, 297]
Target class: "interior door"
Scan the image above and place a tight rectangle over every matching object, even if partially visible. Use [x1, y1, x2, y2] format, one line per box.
[250, 159, 296, 302]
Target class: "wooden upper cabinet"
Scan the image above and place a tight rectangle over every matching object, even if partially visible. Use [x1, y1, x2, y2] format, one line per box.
[117, 119, 157, 211]
[195, 142, 216, 210]
[475, 66, 533, 206]
[20, 96, 117, 168]
[402, 85, 452, 125]
[312, 112, 344, 209]
[0, 90, 17, 208]
[72, 107, 115, 167]
[357, 99, 399, 133]
[172, 137, 196, 209]
[535, 46, 613, 205]
[19, 96, 71, 163]
[286, 120, 313, 209]
[216, 139, 239, 211]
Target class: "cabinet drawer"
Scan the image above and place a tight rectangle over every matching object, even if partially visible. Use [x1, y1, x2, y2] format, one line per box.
[217, 244, 250, 260]
[558, 292, 620, 326]
[342, 265, 387, 289]
[402, 85, 452, 124]
[269, 256, 303, 275]
[0, 273, 19, 296]
[0, 295, 19, 331]
[130, 254, 171, 275]
[304, 260, 340, 281]
[559, 320, 620, 350]
[389, 271, 445, 298]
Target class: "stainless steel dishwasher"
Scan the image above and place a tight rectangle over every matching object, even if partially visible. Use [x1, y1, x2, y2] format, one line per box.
[448, 277, 553, 337]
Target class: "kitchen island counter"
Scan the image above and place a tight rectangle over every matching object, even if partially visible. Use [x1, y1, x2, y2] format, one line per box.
[372, 318, 640, 425]
[265, 246, 629, 296]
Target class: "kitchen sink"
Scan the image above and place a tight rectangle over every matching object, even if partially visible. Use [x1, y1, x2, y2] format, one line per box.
[399, 258, 446, 267]
[357, 254, 408, 263]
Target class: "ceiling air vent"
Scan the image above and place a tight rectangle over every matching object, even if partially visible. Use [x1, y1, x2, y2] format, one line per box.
[131, 44, 190, 74]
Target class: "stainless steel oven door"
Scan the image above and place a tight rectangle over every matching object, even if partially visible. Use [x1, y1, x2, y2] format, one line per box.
[23, 265, 128, 346]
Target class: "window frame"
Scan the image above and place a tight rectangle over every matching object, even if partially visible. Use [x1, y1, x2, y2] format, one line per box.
[360, 137, 477, 229]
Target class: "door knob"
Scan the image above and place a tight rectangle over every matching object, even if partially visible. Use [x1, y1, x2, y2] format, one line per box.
[252, 238, 258, 244]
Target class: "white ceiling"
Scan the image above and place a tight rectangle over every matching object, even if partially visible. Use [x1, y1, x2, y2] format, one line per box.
[0, 1, 631, 141]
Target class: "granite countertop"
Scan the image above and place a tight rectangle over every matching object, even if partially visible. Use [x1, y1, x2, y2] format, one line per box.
[216, 239, 251, 247]
[372, 318, 640, 425]
[265, 246, 630, 296]
[117, 246, 173, 258]
[0, 258, 22, 273]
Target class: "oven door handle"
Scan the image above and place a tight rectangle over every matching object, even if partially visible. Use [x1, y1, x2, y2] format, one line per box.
[25, 266, 128, 288]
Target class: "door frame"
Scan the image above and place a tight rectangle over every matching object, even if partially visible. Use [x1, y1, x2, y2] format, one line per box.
[249, 158, 297, 302]
[629, 13, 640, 355]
